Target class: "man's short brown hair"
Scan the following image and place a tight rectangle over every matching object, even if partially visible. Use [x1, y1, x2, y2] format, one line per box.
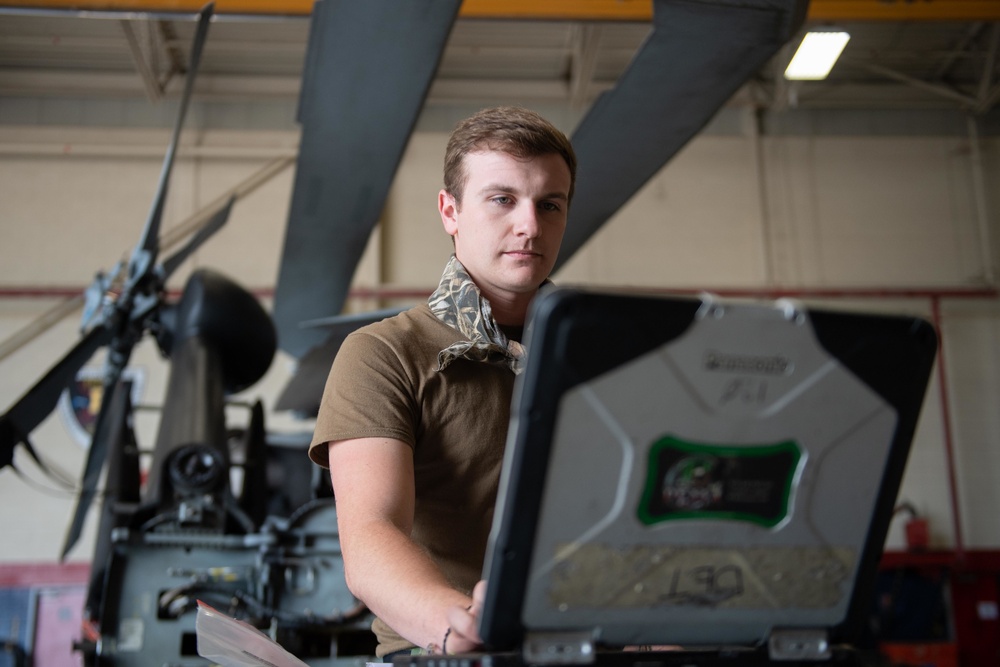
[443, 106, 577, 206]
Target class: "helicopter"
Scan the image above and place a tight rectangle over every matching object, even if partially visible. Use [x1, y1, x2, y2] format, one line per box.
[0, 1, 808, 664]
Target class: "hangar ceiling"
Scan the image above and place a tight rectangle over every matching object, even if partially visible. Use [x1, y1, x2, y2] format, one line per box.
[0, 0, 999, 118]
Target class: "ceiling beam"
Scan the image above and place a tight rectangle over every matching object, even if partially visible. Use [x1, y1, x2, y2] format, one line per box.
[569, 24, 602, 109]
[806, 0, 1000, 22]
[120, 18, 168, 102]
[2, 0, 1000, 21]
[843, 57, 979, 107]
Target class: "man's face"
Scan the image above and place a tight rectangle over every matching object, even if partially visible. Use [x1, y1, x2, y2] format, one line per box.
[438, 150, 571, 308]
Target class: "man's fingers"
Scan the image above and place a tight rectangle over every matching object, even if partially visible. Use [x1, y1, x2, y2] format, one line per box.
[471, 580, 487, 611]
[446, 604, 480, 644]
[444, 583, 487, 654]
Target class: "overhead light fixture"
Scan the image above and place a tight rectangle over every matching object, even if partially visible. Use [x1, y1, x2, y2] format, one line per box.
[784, 31, 850, 80]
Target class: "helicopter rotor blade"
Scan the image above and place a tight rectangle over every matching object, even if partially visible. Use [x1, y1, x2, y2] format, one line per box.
[129, 2, 214, 283]
[159, 195, 235, 279]
[81, 377, 138, 625]
[60, 373, 127, 559]
[0, 326, 113, 473]
[554, 0, 808, 269]
[272, 0, 460, 359]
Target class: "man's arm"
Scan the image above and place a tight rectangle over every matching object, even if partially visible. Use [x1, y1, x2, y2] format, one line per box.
[328, 436, 481, 653]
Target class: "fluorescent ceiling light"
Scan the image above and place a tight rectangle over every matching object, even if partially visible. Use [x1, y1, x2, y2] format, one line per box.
[784, 31, 850, 80]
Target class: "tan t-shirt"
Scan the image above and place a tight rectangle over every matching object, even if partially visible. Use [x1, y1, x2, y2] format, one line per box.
[309, 303, 515, 656]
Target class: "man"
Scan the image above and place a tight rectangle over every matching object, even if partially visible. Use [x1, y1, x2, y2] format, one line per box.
[308, 106, 577, 659]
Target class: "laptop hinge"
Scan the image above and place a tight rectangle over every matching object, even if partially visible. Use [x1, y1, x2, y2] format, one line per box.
[522, 631, 595, 665]
[768, 629, 832, 661]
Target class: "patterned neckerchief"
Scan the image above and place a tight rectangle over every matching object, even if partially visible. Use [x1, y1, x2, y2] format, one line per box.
[428, 255, 527, 375]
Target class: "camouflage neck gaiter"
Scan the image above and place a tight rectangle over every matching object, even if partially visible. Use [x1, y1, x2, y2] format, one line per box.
[428, 255, 526, 375]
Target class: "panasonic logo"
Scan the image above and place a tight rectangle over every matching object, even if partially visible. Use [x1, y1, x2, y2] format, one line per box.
[704, 351, 792, 376]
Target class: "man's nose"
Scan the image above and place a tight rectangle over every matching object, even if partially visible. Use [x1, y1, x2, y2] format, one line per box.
[513, 204, 541, 237]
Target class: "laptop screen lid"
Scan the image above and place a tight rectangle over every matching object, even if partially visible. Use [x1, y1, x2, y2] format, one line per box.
[478, 287, 937, 653]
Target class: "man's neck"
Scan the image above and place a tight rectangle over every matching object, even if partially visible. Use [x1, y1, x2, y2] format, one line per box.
[485, 290, 534, 328]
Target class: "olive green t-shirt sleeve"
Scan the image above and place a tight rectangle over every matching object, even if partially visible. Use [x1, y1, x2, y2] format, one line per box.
[308, 330, 418, 468]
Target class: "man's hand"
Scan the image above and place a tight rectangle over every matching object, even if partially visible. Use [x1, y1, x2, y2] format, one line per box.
[443, 580, 487, 654]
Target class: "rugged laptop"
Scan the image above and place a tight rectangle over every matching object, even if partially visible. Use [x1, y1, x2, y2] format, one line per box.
[400, 287, 938, 667]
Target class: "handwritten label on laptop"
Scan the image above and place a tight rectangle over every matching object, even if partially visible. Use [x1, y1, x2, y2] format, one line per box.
[638, 436, 801, 527]
[548, 544, 854, 610]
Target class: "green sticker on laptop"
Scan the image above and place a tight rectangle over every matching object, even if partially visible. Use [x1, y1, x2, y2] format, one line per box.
[639, 436, 802, 527]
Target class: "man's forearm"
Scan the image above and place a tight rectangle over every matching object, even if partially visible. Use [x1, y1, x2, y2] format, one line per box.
[342, 518, 473, 651]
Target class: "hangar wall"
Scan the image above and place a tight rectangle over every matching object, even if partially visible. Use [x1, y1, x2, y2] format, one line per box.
[0, 110, 998, 562]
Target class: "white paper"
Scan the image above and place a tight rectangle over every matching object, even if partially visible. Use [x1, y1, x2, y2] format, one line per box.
[195, 600, 311, 667]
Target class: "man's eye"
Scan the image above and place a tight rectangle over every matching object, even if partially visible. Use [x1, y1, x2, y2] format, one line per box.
[492, 196, 512, 205]
[540, 201, 561, 212]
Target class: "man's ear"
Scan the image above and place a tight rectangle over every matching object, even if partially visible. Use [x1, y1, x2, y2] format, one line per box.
[439, 189, 459, 237]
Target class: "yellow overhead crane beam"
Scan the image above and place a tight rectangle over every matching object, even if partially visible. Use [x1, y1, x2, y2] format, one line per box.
[1, 0, 999, 21]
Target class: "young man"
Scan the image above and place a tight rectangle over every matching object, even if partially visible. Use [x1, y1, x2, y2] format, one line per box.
[308, 106, 577, 659]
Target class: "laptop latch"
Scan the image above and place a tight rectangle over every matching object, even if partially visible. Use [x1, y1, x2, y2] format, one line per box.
[768, 629, 832, 661]
[522, 631, 595, 665]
